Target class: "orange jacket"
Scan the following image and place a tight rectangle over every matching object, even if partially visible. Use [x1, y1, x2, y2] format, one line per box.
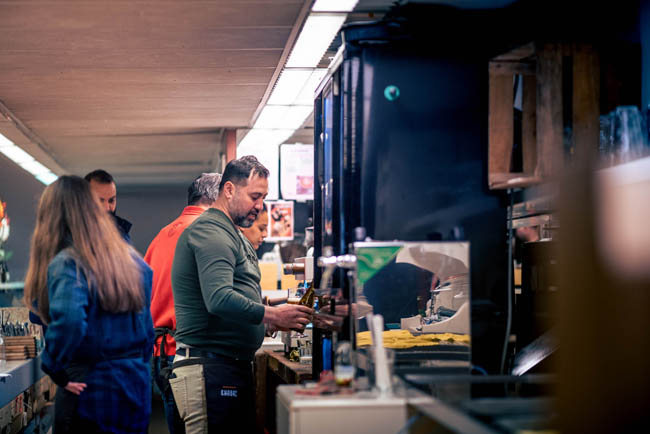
[144, 206, 206, 356]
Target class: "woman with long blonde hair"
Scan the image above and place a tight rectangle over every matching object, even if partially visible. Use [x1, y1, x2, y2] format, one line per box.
[24, 175, 154, 434]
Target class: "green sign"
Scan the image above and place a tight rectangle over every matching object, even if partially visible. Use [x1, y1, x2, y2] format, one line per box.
[356, 246, 402, 284]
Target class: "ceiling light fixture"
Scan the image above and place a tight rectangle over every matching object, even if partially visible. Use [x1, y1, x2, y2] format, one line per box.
[238, 129, 295, 149]
[0, 133, 58, 185]
[286, 14, 347, 68]
[238, 1, 355, 153]
[267, 69, 314, 105]
[312, 0, 359, 12]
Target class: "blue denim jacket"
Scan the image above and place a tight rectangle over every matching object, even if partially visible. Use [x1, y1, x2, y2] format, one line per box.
[41, 249, 154, 433]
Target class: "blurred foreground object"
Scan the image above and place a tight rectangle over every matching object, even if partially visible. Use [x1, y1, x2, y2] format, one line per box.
[557, 156, 650, 432]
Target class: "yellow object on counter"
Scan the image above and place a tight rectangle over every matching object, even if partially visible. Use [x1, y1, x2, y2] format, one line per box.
[356, 329, 470, 349]
[281, 273, 301, 290]
[259, 262, 279, 290]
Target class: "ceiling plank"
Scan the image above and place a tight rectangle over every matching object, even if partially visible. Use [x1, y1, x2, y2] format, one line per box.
[0, 68, 275, 85]
[48, 132, 224, 148]
[5, 98, 264, 111]
[0, 2, 302, 29]
[0, 83, 268, 100]
[28, 118, 255, 135]
[0, 28, 292, 50]
[0, 49, 283, 69]
[10, 108, 262, 122]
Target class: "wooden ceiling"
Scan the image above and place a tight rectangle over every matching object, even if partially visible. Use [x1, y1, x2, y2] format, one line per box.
[0, 0, 310, 186]
[0, 0, 518, 186]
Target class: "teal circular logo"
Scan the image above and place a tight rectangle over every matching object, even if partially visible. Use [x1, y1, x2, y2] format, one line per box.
[384, 85, 400, 101]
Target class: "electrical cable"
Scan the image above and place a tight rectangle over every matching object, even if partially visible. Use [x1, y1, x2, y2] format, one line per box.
[500, 189, 514, 374]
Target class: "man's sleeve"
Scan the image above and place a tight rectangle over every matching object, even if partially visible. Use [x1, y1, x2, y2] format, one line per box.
[189, 221, 265, 324]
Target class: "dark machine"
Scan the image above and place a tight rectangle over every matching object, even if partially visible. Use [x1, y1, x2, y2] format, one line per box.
[312, 5, 511, 378]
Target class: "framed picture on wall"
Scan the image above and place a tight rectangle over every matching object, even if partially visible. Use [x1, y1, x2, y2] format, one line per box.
[266, 200, 294, 241]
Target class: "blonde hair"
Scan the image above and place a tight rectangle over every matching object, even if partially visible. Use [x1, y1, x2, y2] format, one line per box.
[24, 175, 144, 323]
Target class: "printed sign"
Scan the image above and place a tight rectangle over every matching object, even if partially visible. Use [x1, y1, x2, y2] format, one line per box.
[280, 144, 313, 201]
[266, 201, 294, 241]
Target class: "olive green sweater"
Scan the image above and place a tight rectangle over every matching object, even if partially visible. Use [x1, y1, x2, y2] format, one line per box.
[171, 208, 265, 361]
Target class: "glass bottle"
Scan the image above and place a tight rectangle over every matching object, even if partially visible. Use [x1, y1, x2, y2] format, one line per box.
[334, 341, 355, 386]
[298, 282, 315, 308]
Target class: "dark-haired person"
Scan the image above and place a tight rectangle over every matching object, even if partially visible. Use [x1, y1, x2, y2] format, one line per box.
[240, 202, 268, 251]
[24, 175, 154, 434]
[144, 172, 222, 434]
[84, 169, 132, 242]
[170, 156, 312, 433]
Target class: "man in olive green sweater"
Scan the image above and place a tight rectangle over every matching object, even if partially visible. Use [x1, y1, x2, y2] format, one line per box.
[170, 156, 312, 434]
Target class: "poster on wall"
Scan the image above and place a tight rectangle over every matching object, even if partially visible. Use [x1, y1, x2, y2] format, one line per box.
[237, 142, 279, 200]
[266, 200, 294, 241]
[280, 144, 314, 201]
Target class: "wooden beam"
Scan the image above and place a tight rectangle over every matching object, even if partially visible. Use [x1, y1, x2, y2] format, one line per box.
[489, 61, 536, 76]
[536, 43, 564, 178]
[492, 42, 536, 61]
[572, 44, 600, 163]
[488, 73, 514, 187]
[522, 75, 537, 174]
[225, 129, 237, 164]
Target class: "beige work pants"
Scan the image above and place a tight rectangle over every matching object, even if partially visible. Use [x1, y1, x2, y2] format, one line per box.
[169, 354, 208, 434]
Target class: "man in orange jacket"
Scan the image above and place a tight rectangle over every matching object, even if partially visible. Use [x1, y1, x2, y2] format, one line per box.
[144, 172, 221, 434]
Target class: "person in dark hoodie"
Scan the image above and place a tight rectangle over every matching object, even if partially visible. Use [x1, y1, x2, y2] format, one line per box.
[84, 169, 132, 242]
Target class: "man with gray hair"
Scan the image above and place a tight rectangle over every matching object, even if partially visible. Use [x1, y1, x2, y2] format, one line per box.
[144, 172, 222, 434]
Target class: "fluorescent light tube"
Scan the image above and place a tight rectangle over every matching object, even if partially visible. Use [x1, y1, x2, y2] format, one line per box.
[36, 172, 58, 185]
[294, 69, 328, 106]
[268, 68, 328, 106]
[253, 106, 290, 129]
[253, 105, 313, 130]
[286, 14, 347, 68]
[312, 0, 358, 12]
[0, 132, 58, 185]
[239, 128, 294, 148]
[0, 133, 14, 148]
[0, 143, 35, 164]
[268, 69, 313, 105]
[283, 106, 314, 130]
[20, 160, 50, 176]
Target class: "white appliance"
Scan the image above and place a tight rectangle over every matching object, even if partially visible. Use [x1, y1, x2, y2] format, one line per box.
[276, 383, 432, 434]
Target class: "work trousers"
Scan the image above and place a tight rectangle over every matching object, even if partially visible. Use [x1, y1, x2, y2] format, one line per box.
[169, 352, 255, 434]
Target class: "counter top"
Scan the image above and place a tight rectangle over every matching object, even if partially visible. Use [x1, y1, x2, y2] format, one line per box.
[265, 349, 312, 384]
[0, 281, 24, 291]
[0, 354, 45, 408]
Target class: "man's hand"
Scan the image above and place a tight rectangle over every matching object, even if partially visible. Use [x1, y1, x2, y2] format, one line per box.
[263, 304, 313, 331]
[64, 382, 87, 395]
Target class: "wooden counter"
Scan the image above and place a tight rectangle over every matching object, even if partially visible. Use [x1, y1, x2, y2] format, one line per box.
[255, 349, 312, 434]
